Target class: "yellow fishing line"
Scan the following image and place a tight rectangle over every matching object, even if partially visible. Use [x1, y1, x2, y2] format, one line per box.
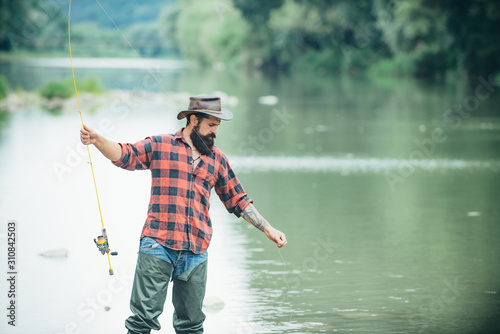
[68, 0, 113, 275]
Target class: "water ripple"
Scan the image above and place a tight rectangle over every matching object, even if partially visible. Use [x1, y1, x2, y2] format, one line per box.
[230, 156, 500, 174]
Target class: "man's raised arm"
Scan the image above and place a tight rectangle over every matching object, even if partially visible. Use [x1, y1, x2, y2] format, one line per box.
[80, 125, 122, 162]
[241, 203, 287, 248]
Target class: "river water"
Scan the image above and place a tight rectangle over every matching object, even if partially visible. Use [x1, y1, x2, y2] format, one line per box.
[0, 58, 499, 333]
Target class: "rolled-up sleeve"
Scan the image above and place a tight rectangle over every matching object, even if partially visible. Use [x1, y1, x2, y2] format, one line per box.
[215, 155, 253, 217]
[112, 137, 154, 171]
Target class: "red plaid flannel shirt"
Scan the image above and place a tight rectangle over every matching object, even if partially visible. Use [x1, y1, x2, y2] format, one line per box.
[112, 128, 253, 254]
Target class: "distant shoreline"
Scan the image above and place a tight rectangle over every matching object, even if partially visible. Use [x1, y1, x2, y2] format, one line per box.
[19, 57, 192, 70]
[0, 89, 185, 114]
[0, 89, 240, 115]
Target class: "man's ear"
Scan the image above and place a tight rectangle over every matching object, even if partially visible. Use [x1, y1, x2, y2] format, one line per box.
[189, 114, 198, 127]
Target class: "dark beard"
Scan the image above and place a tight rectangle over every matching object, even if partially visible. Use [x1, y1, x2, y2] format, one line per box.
[190, 125, 215, 155]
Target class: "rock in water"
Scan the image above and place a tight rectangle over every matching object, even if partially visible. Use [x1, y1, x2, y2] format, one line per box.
[39, 248, 68, 258]
[202, 296, 225, 313]
[258, 95, 279, 106]
[467, 211, 481, 217]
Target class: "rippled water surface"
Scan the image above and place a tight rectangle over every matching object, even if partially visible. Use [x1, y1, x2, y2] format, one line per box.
[0, 59, 499, 333]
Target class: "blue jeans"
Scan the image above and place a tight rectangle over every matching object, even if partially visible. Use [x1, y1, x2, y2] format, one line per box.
[139, 237, 208, 280]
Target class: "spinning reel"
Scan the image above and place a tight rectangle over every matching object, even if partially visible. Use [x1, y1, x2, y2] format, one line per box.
[93, 228, 118, 275]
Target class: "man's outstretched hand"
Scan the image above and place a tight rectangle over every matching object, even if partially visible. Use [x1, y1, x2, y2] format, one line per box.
[79, 125, 122, 162]
[241, 204, 288, 248]
[264, 226, 287, 248]
[80, 125, 99, 146]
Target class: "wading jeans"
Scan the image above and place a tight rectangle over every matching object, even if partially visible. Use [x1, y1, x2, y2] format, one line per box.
[125, 237, 208, 334]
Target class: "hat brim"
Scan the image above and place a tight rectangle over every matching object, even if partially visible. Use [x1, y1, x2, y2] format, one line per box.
[177, 106, 233, 121]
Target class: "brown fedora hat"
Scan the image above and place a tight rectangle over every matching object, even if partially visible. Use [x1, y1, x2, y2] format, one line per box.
[177, 95, 233, 121]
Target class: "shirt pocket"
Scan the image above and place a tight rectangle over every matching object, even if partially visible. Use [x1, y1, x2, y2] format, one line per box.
[193, 164, 214, 194]
[193, 165, 214, 208]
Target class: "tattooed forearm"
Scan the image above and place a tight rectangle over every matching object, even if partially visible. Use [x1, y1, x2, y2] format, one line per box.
[241, 204, 270, 232]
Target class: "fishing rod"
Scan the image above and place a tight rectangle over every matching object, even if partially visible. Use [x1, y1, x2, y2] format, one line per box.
[68, 0, 118, 275]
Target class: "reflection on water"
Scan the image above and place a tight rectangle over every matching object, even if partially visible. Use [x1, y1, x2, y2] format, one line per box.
[0, 60, 499, 333]
[22, 57, 190, 69]
[230, 155, 500, 174]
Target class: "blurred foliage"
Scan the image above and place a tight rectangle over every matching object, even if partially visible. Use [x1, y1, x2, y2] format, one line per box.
[0, 0, 30, 50]
[68, 0, 175, 28]
[67, 21, 170, 57]
[1, 0, 178, 57]
[69, 22, 125, 57]
[1, 0, 69, 51]
[38, 76, 105, 99]
[2, 0, 499, 79]
[0, 75, 9, 100]
[173, 0, 251, 67]
[158, 2, 181, 56]
[443, 0, 500, 77]
[78, 75, 104, 95]
[171, 0, 390, 74]
[268, 0, 388, 74]
[171, 0, 498, 78]
[38, 79, 75, 99]
[122, 22, 164, 57]
[373, 0, 452, 79]
[0, 109, 10, 142]
[233, 0, 284, 26]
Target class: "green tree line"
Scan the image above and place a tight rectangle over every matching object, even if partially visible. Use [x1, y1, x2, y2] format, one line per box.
[0, 0, 175, 57]
[2, 0, 499, 79]
[171, 0, 500, 79]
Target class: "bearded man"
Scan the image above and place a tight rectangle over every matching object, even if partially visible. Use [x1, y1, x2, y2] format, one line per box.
[80, 95, 287, 334]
